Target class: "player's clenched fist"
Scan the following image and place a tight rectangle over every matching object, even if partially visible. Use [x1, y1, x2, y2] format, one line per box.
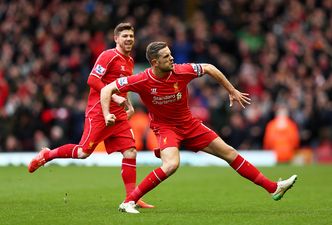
[105, 113, 116, 126]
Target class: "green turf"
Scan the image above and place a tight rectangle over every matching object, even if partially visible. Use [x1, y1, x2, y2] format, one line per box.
[0, 164, 331, 225]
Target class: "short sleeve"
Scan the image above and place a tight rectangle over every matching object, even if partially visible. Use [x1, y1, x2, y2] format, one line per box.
[90, 51, 116, 79]
[173, 63, 204, 80]
[116, 72, 146, 93]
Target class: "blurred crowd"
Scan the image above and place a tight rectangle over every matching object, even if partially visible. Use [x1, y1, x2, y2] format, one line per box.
[0, 0, 331, 161]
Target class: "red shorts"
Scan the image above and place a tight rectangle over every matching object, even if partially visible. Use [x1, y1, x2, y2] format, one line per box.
[79, 115, 135, 154]
[152, 119, 218, 152]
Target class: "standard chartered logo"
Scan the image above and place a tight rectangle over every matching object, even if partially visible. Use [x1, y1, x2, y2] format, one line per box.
[152, 92, 182, 104]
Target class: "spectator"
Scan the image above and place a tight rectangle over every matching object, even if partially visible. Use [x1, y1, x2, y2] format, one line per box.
[263, 105, 300, 163]
[0, 71, 9, 110]
[0, 0, 331, 157]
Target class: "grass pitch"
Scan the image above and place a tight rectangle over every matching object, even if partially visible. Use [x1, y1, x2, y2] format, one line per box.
[0, 164, 331, 225]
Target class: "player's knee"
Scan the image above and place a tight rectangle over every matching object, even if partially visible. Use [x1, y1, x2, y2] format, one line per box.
[122, 148, 137, 159]
[162, 160, 179, 176]
[218, 146, 238, 162]
[77, 147, 91, 159]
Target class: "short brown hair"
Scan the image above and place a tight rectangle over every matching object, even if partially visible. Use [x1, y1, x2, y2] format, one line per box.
[114, 23, 134, 36]
[146, 42, 167, 64]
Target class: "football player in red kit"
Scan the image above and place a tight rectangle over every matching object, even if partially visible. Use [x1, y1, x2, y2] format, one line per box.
[28, 23, 153, 208]
[100, 42, 297, 213]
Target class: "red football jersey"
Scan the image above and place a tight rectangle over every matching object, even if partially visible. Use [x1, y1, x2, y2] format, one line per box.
[116, 63, 204, 126]
[86, 48, 134, 120]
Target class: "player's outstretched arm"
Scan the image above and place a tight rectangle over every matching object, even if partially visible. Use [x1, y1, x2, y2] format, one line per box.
[100, 81, 119, 126]
[201, 64, 251, 108]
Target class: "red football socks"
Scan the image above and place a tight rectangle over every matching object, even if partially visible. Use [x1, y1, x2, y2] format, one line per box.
[121, 158, 137, 197]
[46, 144, 77, 161]
[125, 167, 167, 203]
[230, 154, 277, 193]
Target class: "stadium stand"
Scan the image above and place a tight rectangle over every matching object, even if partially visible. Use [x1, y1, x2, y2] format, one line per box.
[0, 0, 331, 163]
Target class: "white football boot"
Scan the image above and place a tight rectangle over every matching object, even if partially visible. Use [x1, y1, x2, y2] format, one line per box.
[272, 175, 298, 201]
[119, 201, 140, 214]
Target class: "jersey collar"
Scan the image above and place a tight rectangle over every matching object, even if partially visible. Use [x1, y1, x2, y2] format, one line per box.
[114, 48, 130, 59]
[147, 68, 173, 83]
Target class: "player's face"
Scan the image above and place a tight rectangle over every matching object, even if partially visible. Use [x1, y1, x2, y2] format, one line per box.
[156, 47, 174, 72]
[115, 29, 135, 54]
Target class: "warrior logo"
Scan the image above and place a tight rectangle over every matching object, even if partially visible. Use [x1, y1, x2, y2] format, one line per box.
[151, 88, 157, 94]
